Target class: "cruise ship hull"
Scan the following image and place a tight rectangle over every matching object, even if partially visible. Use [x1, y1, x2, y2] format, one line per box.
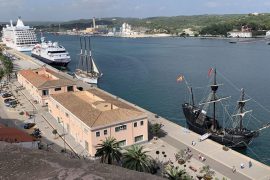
[2, 39, 35, 52]
[31, 54, 70, 67]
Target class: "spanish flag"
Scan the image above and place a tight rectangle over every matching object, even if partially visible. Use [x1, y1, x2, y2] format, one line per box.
[208, 68, 214, 77]
[176, 74, 184, 82]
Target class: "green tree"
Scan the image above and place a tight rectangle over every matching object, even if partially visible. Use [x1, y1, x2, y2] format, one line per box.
[200, 165, 215, 180]
[122, 145, 153, 173]
[95, 137, 122, 165]
[150, 123, 163, 137]
[165, 165, 192, 180]
[0, 68, 4, 90]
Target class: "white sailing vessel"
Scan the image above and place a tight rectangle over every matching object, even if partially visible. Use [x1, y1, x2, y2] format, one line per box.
[2, 17, 38, 51]
[74, 36, 102, 84]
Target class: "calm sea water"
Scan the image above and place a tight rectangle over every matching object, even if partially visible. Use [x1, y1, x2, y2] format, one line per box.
[44, 34, 270, 165]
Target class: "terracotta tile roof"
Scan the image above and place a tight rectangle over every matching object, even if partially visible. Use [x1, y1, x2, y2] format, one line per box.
[0, 126, 36, 143]
[51, 88, 146, 128]
[18, 68, 76, 89]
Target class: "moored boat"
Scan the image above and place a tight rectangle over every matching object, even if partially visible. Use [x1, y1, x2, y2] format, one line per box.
[74, 36, 102, 84]
[181, 69, 270, 149]
[2, 17, 38, 52]
[31, 37, 71, 67]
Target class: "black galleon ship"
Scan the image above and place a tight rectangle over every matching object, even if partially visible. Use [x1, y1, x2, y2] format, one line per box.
[182, 69, 270, 149]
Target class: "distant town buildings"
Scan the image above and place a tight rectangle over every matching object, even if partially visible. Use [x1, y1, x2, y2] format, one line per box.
[82, 17, 108, 35]
[48, 88, 148, 156]
[227, 25, 252, 38]
[182, 28, 196, 36]
[17, 68, 77, 106]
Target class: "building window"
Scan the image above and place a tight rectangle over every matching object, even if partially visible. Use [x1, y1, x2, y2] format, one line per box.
[55, 87, 61, 91]
[140, 121, 144, 126]
[56, 105, 59, 109]
[135, 135, 143, 143]
[104, 129, 107, 135]
[42, 90, 49, 96]
[96, 131, 100, 137]
[134, 122, 137, 127]
[115, 125, 127, 132]
[117, 140, 126, 147]
[65, 113, 69, 118]
[67, 86, 74, 92]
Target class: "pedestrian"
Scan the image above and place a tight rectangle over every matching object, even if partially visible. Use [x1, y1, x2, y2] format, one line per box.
[249, 161, 252, 168]
[232, 166, 236, 173]
[198, 153, 201, 160]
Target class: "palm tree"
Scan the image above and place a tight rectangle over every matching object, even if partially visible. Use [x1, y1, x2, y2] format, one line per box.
[122, 145, 153, 173]
[95, 137, 122, 164]
[165, 165, 192, 180]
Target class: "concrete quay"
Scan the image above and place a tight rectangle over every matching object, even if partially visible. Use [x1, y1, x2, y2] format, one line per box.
[5, 49, 270, 180]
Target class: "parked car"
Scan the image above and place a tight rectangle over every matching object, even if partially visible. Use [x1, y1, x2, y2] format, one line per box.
[2, 93, 12, 98]
[31, 128, 41, 138]
[4, 99, 17, 107]
[0, 81, 8, 86]
[0, 91, 8, 96]
[24, 123, 36, 129]
[8, 100, 17, 108]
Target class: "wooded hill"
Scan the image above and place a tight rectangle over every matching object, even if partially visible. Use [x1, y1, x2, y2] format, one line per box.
[25, 13, 270, 36]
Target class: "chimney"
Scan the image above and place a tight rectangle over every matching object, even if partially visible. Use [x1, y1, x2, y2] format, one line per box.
[93, 17, 96, 29]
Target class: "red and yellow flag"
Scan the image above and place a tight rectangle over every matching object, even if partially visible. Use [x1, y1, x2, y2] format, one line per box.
[208, 68, 214, 77]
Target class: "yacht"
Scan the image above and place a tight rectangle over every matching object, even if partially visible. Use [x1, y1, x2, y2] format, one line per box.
[31, 37, 71, 67]
[266, 31, 270, 39]
[2, 17, 38, 51]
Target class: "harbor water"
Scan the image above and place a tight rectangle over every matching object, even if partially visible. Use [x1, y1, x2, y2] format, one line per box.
[42, 34, 270, 165]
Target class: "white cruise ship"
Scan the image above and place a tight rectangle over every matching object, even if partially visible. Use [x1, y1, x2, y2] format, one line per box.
[31, 37, 71, 67]
[2, 17, 38, 51]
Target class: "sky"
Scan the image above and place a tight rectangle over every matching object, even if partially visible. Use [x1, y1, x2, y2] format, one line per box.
[0, 0, 270, 22]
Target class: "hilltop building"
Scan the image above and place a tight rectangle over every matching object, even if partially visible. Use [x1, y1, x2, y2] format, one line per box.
[48, 88, 148, 156]
[17, 68, 77, 106]
[227, 25, 252, 38]
[82, 17, 108, 34]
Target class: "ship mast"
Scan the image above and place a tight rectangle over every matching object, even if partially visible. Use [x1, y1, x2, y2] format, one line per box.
[239, 89, 245, 130]
[211, 69, 218, 130]
[88, 37, 93, 73]
[84, 36, 89, 73]
[79, 37, 83, 69]
[190, 87, 195, 106]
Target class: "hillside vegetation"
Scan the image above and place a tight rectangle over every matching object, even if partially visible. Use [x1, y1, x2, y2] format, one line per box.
[33, 13, 270, 36]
